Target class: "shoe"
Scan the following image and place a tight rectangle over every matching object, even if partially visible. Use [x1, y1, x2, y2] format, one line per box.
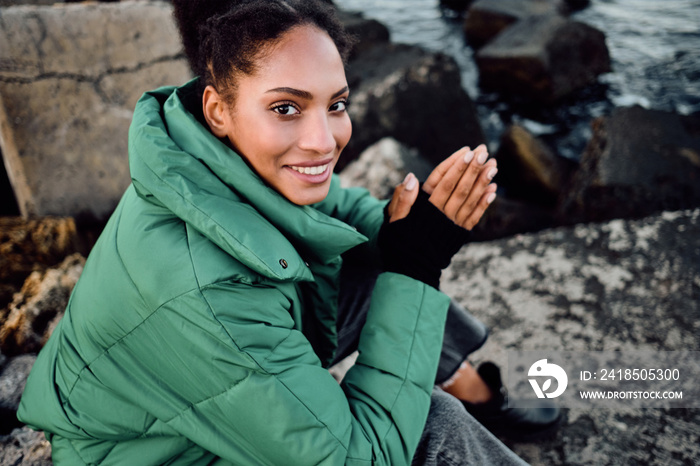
[461, 361, 562, 441]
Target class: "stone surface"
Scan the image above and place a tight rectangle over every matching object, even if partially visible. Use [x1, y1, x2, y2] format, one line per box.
[0, 253, 85, 356]
[464, 0, 565, 48]
[339, 137, 433, 200]
[0, 216, 78, 310]
[560, 106, 700, 223]
[0, 426, 51, 465]
[495, 124, 577, 207]
[0, 1, 192, 221]
[0, 354, 35, 435]
[475, 14, 611, 102]
[344, 43, 485, 169]
[336, 10, 390, 59]
[442, 208, 700, 465]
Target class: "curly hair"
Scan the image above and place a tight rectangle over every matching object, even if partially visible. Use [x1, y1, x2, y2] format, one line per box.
[171, 0, 354, 102]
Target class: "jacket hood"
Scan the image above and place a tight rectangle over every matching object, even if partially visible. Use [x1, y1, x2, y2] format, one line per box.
[128, 79, 367, 282]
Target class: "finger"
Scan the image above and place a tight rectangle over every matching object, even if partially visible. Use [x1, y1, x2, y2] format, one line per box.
[423, 146, 471, 195]
[430, 144, 488, 215]
[460, 183, 498, 231]
[442, 147, 494, 220]
[389, 173, 420, 222]
[453, 158, 497, 225]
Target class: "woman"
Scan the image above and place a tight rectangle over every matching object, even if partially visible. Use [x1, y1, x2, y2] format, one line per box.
[19, 1, 555, 464]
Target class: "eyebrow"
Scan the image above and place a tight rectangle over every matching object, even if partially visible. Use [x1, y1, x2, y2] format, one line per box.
[265, 86, 349, 100]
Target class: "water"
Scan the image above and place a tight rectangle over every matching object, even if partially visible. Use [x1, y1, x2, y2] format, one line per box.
[337, 0, 700, 160]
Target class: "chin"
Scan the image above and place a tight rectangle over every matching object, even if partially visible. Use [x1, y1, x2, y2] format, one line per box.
[286, 183, 331, 206]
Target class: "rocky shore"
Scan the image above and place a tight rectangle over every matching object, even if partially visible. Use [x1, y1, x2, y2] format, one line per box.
[1, 0, 698, 464]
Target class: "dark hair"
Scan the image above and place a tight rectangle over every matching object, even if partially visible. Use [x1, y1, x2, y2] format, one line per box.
[171, 0, 353, 102]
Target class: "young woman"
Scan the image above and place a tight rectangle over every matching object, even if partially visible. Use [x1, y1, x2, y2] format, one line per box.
[19, 1, 557, 464]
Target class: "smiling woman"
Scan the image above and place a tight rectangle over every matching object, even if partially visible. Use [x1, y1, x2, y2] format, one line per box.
[16, 1, 547, 464]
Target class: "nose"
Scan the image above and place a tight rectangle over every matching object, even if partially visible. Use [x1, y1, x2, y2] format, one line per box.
[298, 111, 336, 155]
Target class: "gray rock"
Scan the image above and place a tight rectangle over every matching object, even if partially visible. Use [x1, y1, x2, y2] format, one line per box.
[0, 354, 35, 415]
[495, 124, 577, 207]
[0, 426, 51, 465]
[344, 43, 485, 169]
[0, 1, 192, 222]
[475, 14, 611, 102]
[442, 208, 700, 464]
[0, 253, 85, 356]
[464, 0, 565, 48]
[339, 137, 433, 200]
[336, 10, 390, 59]
[560, 106, 700, 223]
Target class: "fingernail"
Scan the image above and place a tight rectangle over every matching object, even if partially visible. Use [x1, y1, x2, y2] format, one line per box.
[404, 173, 417, 190]
[487, 168, 498, 180]
[477, 150, 488, 165]
[464, 150, 474, 164]
[487, 192, 497, 204]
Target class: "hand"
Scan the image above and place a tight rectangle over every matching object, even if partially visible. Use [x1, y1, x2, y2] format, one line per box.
[423, 144, 497, 230]
[386, 172, 420, 223]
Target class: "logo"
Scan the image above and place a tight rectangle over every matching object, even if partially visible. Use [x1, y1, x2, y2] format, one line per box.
[528, 359, 568, 398]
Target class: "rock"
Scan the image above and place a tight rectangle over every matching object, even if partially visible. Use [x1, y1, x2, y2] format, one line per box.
[475, 14, 611, 102]
[495, 124, 577, 207]
[339, 137, 433, 200]
[442, 208, 700, 464]
[0, 354, 35, 435]
[562, 0, 590, 12]
[470, 195, 557, 241]
[0, 426, 51, 465]
[0, 1, 192, 222]
[560, 106, 700, 223]
[336, 10, 390, 59]
[0, 217, 78, 310]
[440, 0, 476, 12]
[344, 43, 485, 169]
[464, 0, 565, 49]
[0, 253, 85, 356]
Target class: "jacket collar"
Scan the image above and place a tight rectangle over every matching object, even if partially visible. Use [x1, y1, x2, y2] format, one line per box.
[128, 80, 366, 282]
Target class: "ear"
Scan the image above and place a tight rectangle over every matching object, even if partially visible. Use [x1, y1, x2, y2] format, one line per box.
[202, 85, 230, 138]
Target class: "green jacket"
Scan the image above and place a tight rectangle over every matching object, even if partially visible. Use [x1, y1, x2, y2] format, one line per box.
[18, 80, 450, 465]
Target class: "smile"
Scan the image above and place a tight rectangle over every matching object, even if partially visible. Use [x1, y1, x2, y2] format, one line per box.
[289, 163, 330, 176]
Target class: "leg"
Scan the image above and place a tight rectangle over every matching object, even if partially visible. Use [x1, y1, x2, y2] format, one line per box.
[412, 389, 529, 466]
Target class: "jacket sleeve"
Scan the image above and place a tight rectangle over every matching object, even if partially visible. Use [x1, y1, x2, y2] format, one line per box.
[131, 273, 449, 465]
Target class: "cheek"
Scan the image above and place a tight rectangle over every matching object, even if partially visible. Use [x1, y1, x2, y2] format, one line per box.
[335, 116, 352, 151]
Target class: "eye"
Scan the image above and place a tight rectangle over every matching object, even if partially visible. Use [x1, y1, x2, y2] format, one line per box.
[330, 100, 348, 112]
[272, 103, 300, 116]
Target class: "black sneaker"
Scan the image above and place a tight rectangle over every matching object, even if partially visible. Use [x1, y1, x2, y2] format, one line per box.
[461, 362, 562, 441]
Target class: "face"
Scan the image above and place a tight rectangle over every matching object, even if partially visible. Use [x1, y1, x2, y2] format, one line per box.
[207, 25, 352, 205]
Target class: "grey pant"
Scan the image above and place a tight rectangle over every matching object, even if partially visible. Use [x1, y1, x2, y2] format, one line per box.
[335, 263, 528, 465]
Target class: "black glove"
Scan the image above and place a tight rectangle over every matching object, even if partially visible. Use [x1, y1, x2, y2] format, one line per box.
[377, 188, 471, 289]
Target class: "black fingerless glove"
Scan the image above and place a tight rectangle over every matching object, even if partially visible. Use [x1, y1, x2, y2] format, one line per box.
[377, 188, 471, 289]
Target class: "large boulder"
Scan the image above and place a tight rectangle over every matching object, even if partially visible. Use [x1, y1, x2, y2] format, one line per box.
[0, 216, 78, 310]
[344, 43, 485, 169]
[0, 354, 35, 435]
[339, 137, 433, 200]
[495, 124, 577, 207]
[0, 253, 85, 356]
[560, 106, 700, 223]
[336, 10, 390, 59]
[0, 426, 51, 466]
[442, 207, 700, 464]
[464, 0, 565, 48]
[475, 14, 610, 102]
[0, 1, 191, 222]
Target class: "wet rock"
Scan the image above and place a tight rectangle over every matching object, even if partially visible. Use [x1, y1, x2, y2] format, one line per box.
[442, 208, 700, 464]
[439, 0, 476, 12]
[339, 138, 433, 200]
[0, 217, 78, 310]
[337, 10, 390, 59]
[475, 14, 611, 102]
[0, 1, 192, 222]
[0, 354, 35, 435]
[0, 253, 85, 356]
[464, 0, 565, 49]
[495, 124, 577, 207]
[0, 426, 51, 466]
[560, 106, 700, 223]
[344, 43, 485, 169]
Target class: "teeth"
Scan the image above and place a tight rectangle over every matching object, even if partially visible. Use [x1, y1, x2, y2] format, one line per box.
[291, 163, 329, 175]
